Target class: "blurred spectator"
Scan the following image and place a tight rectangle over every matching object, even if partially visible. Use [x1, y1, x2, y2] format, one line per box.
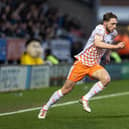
[20, 38, 44, 65]
[44, 48, 59, 65]
[114, 28, 129, 59]
[110, 51, 122, 63]
[71, 40, 83, 61]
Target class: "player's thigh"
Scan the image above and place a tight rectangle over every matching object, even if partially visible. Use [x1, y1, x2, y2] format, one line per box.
[67, 60, 88, 82]
[91, 68, 111, 85]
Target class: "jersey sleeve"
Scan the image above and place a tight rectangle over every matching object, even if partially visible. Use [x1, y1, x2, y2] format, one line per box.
[94, 25, 105, 41]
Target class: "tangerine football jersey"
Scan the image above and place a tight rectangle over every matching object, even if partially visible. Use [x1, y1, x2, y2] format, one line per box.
[75, 24, 118, 66]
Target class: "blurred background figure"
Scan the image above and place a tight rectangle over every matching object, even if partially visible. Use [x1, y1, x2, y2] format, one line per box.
[44, 48, 59, 65]
[20, 39, 44, 65]
[110, 51, 122, 64]
[71, 40, 84, 61]
[114, 27, 129, 60]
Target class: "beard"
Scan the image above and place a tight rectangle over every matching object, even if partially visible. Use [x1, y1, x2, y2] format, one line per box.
[106, 26, 112, 33]
[106, 25, 114, 33]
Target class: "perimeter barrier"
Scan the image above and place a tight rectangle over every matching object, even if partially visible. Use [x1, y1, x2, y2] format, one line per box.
[0, 63, 129, 92]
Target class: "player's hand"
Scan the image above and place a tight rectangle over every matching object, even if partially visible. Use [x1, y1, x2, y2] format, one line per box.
[116, 42, 125, 49]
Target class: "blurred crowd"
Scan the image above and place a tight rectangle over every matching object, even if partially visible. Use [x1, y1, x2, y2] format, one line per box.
[0, 0, 84, 39]
[0, 0, 129, 65]
[0, 0, 86, 64]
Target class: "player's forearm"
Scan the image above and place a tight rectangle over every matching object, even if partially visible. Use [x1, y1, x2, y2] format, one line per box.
[94, 41, 117, 49]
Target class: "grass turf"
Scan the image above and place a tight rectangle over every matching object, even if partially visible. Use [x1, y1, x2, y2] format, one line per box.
[0, 79, 129, 129]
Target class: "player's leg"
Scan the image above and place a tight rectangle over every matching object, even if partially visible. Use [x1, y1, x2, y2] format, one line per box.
[84, 68, 111, 100]
[38, 79, 76, 119]
[81, 67, 111, 112]
[38, 61, 85, 119]
[44, 79, 76, 109]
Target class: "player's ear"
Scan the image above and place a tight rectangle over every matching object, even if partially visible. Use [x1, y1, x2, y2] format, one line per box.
[103, 21, 107, 26]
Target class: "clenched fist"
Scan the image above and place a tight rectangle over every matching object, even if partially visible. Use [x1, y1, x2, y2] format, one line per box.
[116, 42, 125, 49]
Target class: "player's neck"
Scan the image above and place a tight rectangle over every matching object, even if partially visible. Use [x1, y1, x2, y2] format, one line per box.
[103, 24, 110, 34]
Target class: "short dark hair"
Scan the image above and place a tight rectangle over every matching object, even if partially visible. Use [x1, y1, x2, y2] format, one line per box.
[103, 12, 117, 22]
[25, 38, 41, 47]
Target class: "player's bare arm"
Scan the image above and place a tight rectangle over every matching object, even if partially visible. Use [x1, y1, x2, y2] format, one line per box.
[94, 34, 125, 49]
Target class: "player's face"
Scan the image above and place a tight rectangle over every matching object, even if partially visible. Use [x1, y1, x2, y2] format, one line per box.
[105, 18, 118, 33]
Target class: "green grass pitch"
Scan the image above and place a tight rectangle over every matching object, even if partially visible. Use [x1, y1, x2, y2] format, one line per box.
[0, 79, 129, 129]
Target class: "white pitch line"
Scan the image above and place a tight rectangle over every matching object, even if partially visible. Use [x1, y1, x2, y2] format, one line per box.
[0, 91, 129, 117]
